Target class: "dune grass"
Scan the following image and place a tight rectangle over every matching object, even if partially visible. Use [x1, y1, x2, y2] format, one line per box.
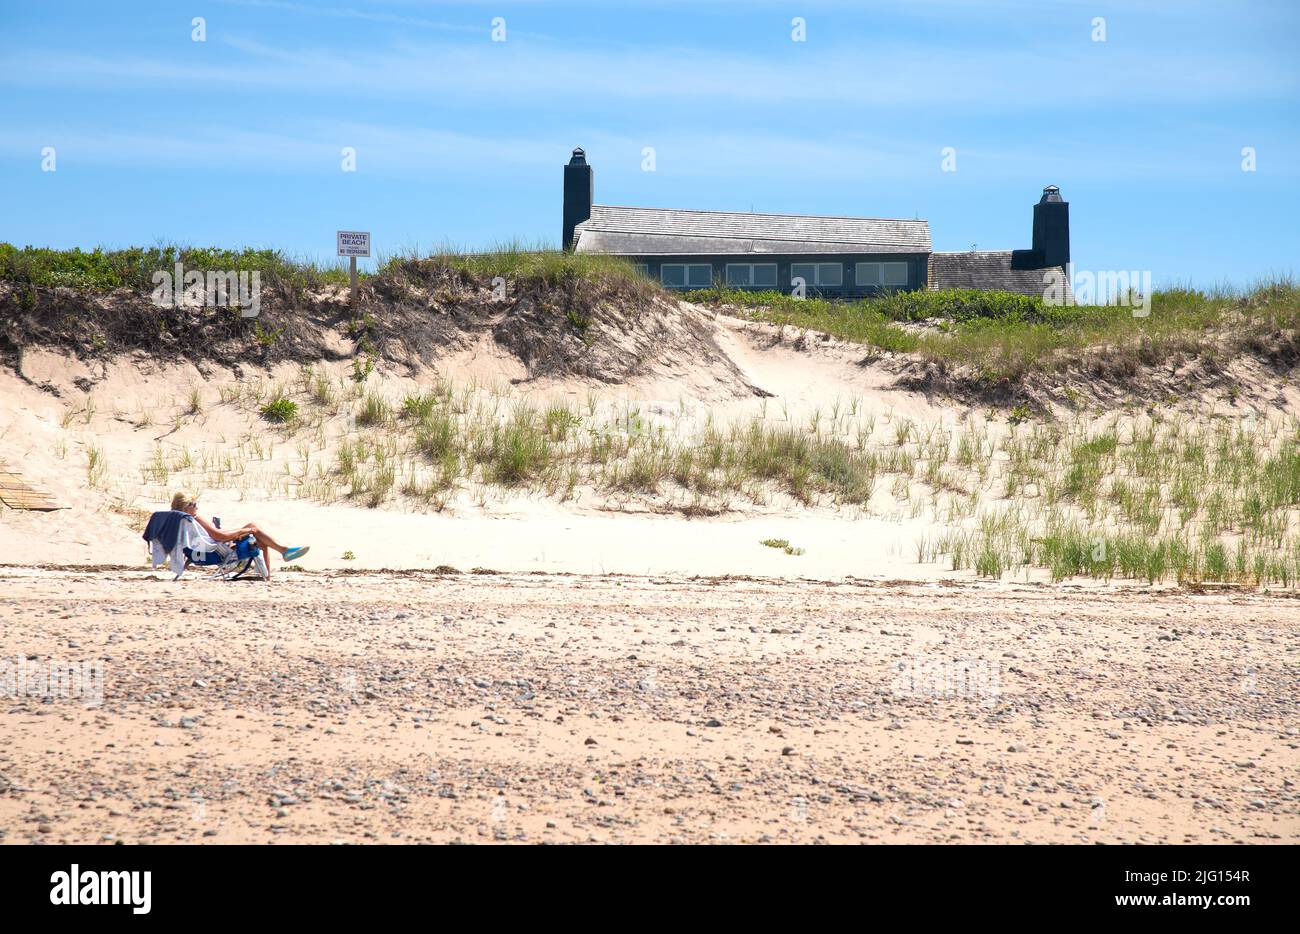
[17, 242, 1293, 403]
[688, 280, 1299, 382]
[9, 243, 1294, 390]
[916, 412, 1300, 586]
[1, 240, 656, 298]
[378, 240, 654, 290]
[114, 361, 1300, 587]
[0, 242, 354, 292]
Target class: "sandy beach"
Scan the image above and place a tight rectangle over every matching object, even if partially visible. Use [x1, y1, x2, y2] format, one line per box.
[1, 567, 1295, 844]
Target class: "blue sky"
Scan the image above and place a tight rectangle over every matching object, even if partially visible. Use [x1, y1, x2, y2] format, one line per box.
[1, 0, 1296, 287]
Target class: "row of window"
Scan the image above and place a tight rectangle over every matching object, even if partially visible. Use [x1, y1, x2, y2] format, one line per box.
[640, 262, 910, 289]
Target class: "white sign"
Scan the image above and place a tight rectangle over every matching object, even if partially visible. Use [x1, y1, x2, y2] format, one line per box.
[336, 230, 371, 257]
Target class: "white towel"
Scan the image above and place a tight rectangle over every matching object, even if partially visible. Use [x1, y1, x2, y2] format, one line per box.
[146, 516, 208, 578]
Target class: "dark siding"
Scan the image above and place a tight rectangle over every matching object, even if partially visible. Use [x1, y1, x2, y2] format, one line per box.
[630, 253, 927, 299]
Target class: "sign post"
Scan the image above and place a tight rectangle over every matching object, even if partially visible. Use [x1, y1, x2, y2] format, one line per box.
[336, 231, 371, 311]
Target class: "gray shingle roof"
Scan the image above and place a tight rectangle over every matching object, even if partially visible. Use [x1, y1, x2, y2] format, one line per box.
[572, 205, 931, 255]
[928, 251, 1071, 300]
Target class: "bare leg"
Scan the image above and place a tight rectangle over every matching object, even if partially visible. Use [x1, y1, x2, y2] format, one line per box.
[241, 524, 287, 555]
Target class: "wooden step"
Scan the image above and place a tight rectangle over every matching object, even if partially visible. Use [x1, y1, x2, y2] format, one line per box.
[0, 460, 63, 511]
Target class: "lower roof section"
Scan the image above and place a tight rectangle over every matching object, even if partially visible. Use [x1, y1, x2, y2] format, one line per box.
[928, 251, 1070, 300]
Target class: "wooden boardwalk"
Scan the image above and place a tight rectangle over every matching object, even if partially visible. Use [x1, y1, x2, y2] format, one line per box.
[0, 459, 62, 511]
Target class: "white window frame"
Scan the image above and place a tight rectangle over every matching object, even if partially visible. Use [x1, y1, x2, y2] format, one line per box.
[661, 264, 713, 289]
[791, 263, 843, 288]
[633, 263, 649, 278]
[725, 263, 778, 288]
[856, 261, 910, 288]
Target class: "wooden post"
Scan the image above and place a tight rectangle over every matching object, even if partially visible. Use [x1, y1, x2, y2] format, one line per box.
[350, 255, 358, 310]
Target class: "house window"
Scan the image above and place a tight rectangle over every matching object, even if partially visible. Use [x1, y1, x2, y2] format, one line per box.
[661, 264, 713, 288]
[725, 263, 778, 288]
[633, 264, 649, 278]
[855, 262, 909, 287]
[790, 263, 843, 288]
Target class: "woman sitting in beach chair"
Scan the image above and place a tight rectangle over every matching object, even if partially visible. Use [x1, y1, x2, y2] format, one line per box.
[183, 521, 268, 581]
[170, 492, 309, 580]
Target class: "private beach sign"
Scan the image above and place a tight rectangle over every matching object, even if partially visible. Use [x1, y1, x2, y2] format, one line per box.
[336, 230, 371, 257]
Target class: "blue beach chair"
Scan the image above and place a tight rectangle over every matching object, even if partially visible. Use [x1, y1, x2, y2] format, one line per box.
[183, 532, 268, 581]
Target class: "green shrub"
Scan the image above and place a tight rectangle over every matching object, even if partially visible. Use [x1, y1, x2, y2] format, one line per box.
[566, 308, 593, 335]
[401, 392, 437, 420]
[682, 280, 1300, 384]
[0, 242, 352, 293]
[874, 288, 1046, 323]
[685, 286, 1047, 324]
[260, 398, 298, 423]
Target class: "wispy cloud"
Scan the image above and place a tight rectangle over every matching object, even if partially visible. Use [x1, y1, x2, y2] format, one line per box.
[3, 31, 1292, 113]
[0, 117, 1273, 187]
[216, 0, 480, 33]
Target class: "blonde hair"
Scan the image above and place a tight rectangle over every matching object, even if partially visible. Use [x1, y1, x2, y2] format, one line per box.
[170, 491, 197, 512]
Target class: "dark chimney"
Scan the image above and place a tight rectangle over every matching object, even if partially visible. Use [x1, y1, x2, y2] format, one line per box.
[1031, 185, 1069, 268]
[562, 147, 593, 251]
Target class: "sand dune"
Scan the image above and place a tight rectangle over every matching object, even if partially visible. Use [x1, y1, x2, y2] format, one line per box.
[2, 297, 1298, 847]
[0, 312, 958, 578]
